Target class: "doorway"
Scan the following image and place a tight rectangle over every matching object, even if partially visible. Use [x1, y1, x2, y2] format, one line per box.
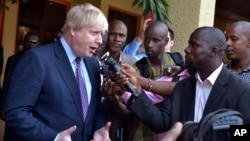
[16, 0, 70, 52]
[108, 6, 141, 45]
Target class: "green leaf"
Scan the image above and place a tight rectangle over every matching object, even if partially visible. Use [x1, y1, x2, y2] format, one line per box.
[154, 0, 170, 24]
[142, 0, 147, 15]
[149, 0, 156, 13]
[131, 0, 170, 24]
[132, 0, 143, 8]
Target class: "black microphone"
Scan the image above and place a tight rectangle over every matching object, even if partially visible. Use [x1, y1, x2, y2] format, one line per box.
[102, 53, 139, 97]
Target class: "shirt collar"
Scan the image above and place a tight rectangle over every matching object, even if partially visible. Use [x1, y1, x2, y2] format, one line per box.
[117, 51, 123, 64]
[195, 63, 223, 85]
[227, 62, 250, 72]
[60, 37, 77, 63]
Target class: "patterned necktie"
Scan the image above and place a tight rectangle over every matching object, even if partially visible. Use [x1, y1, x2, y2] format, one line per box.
[75, 57, 88, 120]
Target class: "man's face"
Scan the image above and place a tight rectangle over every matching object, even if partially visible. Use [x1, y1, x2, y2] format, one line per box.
[144, 26, 168, 58]
[70, 25, 103, 58]
[107, 23, 127, 53]
[24, 35, 39, 50]
[225, 25, 250, 60]
[184, 29, 212, 71]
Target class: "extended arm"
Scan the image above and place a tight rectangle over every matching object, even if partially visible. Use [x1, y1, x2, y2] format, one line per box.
[123, 18, 152, 56]
[103, 71, 171, 133]
[120, 63, 176, 97]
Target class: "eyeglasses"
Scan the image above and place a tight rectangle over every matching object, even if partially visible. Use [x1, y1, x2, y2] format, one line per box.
[26, 40, 38, 45]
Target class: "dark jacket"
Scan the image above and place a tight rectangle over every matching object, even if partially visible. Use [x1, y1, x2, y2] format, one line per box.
[128, 66, 250, 140]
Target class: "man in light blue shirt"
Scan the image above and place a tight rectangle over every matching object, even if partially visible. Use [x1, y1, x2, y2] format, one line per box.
[123, 21, 175, 60]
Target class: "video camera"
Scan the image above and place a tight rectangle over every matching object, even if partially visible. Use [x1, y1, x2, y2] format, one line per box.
[100, 52, 139, 97]
[181, 109, 243, 141]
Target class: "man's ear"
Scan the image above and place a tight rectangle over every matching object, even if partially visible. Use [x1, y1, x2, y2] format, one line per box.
[247, 39, 250, 48]
[70, 27, 76, 37]
[170, 40, 175, 47]
[211, 47, 219, 57]
[165, 37, 169, 43]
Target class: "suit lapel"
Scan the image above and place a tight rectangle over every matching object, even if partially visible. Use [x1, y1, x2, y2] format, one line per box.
[185, 76, 196, 120]
[54, 41, 84, 121]
[203, 66, 228, 115]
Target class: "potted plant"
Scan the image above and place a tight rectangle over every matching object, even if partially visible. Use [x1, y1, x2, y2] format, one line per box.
[132, 0, 170, 24]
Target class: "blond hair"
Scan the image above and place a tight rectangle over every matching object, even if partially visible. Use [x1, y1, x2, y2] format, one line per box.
[61, 3, 108, 33]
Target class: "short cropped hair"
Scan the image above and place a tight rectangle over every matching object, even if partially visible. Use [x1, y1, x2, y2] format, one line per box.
[168, 27, 174, 40]
[61, 3, 108, 33]
[24, 31, 38, 42]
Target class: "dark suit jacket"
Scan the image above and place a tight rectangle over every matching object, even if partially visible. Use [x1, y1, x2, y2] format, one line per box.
[0, 45, 4, 101]
[1, 51, 25, 111]
[128, 66, 250, 135]
[3, 40, 105, 141]
[0, 45, 3, 76]
[1, 51, 27, 141]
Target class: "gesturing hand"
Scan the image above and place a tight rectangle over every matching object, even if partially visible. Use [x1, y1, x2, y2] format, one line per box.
[159, 122, 183, 141]
[91, 122, 111, 141]
[56, 125, 77, 141]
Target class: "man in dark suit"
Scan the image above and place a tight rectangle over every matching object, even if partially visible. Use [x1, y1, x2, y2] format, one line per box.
[0, 45, 3, 78]
[1, 31, 39, 107]
[1, 31, 39, 141]
[3, 3, 110, 141]
[0, 45, 3, 94]
[103, 26, 250, 140]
